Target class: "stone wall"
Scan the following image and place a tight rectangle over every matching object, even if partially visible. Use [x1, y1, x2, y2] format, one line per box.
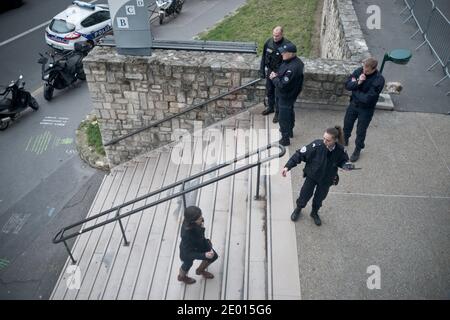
[84, 47, 264, 166]
[84, 46, 359, 167]
[320, 0, 370, 61]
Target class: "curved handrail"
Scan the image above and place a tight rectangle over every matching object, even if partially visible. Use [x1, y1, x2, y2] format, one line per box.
[53, 142, 285, 264]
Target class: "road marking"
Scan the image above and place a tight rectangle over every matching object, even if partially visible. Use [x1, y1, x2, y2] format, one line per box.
[40, 116, 69, 127]
[0, 259, 10, 271]
[0, 0, 98, 48]
[26, 132, 74, 155]
[329, 191, 450, 200]
[1, 214, 31, 234]
[47, 207, 56, 217]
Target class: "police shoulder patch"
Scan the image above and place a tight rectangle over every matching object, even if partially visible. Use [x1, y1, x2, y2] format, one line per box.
[300, 146, 307, 153]
[312, 143, 316, 148]
[283, 76, 290, 82]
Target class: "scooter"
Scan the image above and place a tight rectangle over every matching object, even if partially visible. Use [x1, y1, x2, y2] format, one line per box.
[38, 42, 92, 101]
[0, 75, 39, 131]
[156, 0, 184, 24]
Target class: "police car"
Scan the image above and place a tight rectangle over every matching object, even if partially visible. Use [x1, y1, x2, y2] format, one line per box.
[45, 1, 112, 51]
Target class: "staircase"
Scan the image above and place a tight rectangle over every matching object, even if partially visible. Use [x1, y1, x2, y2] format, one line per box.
[51, 104, 301, 300]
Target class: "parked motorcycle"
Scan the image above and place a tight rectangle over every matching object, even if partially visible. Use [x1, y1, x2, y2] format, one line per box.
[0, 75, 39, 131]
[156, 0, 184, 24]
[38, 42, 92, 101]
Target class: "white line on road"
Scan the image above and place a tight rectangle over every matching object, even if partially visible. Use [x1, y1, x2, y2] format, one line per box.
[0, 0, 98, 48]
[329, 191, 450, 200]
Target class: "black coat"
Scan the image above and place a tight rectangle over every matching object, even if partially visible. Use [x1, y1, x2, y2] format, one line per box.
[179, 222, 212, 261]
[271, 56, 304, 105]
[260, 37, 292, 75]
[285, 140, 349, 186]
[345, 67, 385, 109]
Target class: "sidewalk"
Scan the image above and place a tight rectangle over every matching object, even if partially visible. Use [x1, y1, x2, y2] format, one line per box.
[353, 0, 449, 114]
[287, 103, 450, 299]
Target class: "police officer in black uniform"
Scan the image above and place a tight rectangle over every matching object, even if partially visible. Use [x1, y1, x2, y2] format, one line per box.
[282, 126, 354, 226]
[270, 43, 304, 146]
[260, 26, 292, 123]
[343, 57, 385, 162]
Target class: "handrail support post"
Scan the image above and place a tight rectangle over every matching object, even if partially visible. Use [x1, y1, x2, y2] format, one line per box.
[63, 240, 77, 264]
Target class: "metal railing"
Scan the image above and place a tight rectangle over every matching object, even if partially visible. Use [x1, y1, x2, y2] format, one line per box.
[53, 142, 286, 264]
[104, 77, 263, 146]
[402, 0, 450, 86]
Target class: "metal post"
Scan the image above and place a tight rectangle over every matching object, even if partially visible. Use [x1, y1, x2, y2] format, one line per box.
[255, 163, 261, 200]
[63, 240, 77, 264]
[380, 53, 389, 74]
[118, 217, 129, 246]
[182, 182, 187, 209]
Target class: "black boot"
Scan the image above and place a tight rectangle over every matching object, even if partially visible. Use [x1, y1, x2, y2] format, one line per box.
[262, 108, 274, 116]
[272, 113, 279, 123]
[310, 209, 322, 226]
[344, 138, 349, 147]
[289, 130, 293, 138]
[279, 137, 290, 146]
[350, 147, 361, 162]
[291, 207, 302, 221]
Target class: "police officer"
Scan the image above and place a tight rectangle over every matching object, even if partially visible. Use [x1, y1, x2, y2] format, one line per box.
[343, 57, 385, 162]
[282, 126, 354, 226]
[260, 26, 292, 123]
[270, 43, 304, 146]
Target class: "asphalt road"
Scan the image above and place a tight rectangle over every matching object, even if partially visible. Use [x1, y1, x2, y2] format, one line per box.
[352, 0, 450, 114]
[0, 0, 247, 300]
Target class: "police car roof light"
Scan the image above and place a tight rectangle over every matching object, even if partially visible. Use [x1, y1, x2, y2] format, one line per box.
[72, 1, 95, 10]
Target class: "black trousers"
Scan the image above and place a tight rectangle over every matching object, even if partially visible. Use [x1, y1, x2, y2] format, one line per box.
[181, 249, 218, 272]
[278, 98, 295, 139]
[343, 104, 375, 150]
[296, 176, 331, 212]
[265, 76, 279, 113]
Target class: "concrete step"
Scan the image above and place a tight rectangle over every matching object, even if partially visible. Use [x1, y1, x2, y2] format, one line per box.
[51, 105, 301, 300]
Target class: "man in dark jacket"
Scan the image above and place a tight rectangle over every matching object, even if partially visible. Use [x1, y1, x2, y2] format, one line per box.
[282, 127, 353, 226]
[270, 43, 304, 146]
[343, 57, 385, 162]
[260, 26, 292, 123]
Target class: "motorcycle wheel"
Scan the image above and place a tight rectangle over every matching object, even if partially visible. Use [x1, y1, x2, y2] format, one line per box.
[159, 12, 164, 24]
[29, 96, 39, 111]
[175, 2, 183, 13]
[44, 84, 54, 101]
[0, 120, 9, 131]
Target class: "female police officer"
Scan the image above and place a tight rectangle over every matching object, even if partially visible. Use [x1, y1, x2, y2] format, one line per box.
[281, 126, 354, 226]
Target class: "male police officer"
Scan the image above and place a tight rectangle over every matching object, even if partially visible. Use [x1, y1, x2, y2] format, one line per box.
[260, 26, 292, 123]
[343, 57, 385, 162]
[269, 43, 304, 146]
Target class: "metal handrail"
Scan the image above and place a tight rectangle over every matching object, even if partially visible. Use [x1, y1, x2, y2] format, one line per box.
[53, 142, 286, 264]
[104, 77, 263, 146]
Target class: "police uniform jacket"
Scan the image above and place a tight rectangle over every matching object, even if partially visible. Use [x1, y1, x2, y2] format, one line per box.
[260, 37, 292, 76]
[345, 67, 385, 109]
[179, 222, 212, 261]
[272, 56, 304, 105]
[285, 139, 349, 186]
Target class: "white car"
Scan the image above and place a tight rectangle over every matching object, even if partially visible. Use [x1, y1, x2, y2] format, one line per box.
[45, 1, 112, 51]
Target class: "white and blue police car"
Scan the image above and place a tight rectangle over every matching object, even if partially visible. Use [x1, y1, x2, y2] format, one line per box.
[45, 1, 112, 51]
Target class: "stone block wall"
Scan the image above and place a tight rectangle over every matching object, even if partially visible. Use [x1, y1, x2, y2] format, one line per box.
[320, 0, 370, 62]
[84, 47, 265, 166]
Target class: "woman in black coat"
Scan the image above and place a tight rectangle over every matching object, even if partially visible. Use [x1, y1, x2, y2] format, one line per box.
[282, 126, 354, 226]
[178, 206, 218, 284]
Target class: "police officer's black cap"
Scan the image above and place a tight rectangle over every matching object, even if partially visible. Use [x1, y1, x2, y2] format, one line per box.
[278, 43, 297, 53]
